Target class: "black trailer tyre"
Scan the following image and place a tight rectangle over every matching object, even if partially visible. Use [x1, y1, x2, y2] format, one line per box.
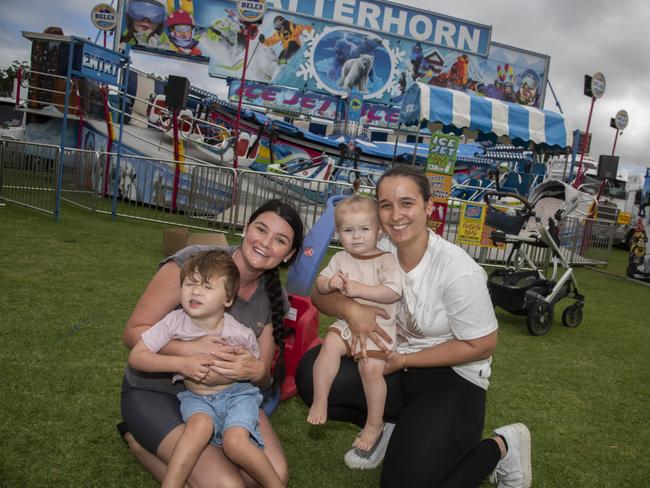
[562, 304, 583, 327]
[526, 300, 553, 336]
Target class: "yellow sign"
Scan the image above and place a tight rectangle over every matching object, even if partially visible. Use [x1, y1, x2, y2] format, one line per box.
[457, 202, 485, 246]
[427, 173, 453, 202]
[457, 202, 503, 248]
[617, 211, 631, 225]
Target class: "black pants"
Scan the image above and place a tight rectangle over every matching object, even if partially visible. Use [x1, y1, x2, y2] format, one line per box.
[296, 346, 501, 488]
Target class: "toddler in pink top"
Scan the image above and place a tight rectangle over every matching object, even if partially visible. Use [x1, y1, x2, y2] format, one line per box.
[129, 249, 283, 488]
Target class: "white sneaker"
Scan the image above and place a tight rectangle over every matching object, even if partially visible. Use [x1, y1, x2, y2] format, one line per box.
[491, 423, 532, 488]
[343, 422, 395, 470]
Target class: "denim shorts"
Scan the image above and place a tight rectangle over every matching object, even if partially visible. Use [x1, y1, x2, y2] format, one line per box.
[178, 382, 264, 447]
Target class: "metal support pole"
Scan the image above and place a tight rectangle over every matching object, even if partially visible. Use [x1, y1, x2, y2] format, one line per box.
[55, 39, 76, 222]
[392, 123, 401, 164]
[15, 67, 22, 106]
[112, 60, 130, 219]
[573, 97, 596, 188]
[171, 109, 181, 212]
[611, 129, 620, 156]
[411, 117, 423, 166]
[568, 129, 580, 182]
[102, 87, 113, 197]
[233, 24, 257, 169]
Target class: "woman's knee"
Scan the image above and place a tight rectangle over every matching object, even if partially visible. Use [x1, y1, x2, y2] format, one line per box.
[257, 412, 288, 484]
[187, 444, 246, 488]
[190, 470, 245, 488]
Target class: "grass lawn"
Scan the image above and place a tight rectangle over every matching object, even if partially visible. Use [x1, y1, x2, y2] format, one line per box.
[1, 202, 648, 487]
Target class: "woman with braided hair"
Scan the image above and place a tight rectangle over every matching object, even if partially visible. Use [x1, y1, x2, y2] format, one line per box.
[119, 199, 303, 487]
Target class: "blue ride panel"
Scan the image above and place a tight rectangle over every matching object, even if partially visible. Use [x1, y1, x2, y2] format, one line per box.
[285, 195, 347, 296]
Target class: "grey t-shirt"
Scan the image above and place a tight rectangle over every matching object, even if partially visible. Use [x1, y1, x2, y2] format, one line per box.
[124, 245, 288, 393]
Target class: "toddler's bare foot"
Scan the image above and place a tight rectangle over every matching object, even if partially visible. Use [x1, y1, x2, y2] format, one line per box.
[307, 402, 328, 425]
[353, 422, 384, 452]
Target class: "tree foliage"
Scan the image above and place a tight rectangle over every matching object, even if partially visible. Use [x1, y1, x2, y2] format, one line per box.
[0, 60, 30, 97]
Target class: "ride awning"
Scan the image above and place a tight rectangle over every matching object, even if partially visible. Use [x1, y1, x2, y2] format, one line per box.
[399, 82, 573, 149]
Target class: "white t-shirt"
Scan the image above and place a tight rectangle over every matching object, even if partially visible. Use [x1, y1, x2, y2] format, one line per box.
[379, 230, 498, 390]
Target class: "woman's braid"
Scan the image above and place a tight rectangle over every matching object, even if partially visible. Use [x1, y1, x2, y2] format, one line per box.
[265, 267, 287, 387]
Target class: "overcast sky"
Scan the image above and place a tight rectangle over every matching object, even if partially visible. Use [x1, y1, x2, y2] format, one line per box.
[1, 0, 648, 172]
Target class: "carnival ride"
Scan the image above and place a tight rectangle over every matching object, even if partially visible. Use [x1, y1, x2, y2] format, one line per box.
[15, 26, 575, 209]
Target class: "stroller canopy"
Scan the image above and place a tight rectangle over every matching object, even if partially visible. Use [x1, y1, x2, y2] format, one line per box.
[399, 82, 573, 150]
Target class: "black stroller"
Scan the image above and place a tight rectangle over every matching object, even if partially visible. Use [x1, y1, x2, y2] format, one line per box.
[484, 180, 586, 336]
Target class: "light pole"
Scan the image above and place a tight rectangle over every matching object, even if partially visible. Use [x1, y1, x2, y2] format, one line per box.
[233, 0, 267, 168]
[233, 23, 258, 169]
[573, 72, 606, 188]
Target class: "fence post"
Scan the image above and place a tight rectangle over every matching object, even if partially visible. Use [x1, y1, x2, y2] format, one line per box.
[111, 155, 119, 219]
[54, 147, 63, 221]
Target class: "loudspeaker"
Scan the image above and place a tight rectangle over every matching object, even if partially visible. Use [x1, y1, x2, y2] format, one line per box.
[597, 155, 619, 180]
[165, 75, 190, 110]
[583, 74, 593, 97]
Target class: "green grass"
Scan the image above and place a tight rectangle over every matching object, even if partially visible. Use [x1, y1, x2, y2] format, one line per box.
[1, 202, 648, 487]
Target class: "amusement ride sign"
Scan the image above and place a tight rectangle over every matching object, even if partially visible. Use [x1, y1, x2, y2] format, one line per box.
[91, 3, 117, 31]
[236, 0, 267, 23]
[613, 109, 629, 131]
[589, 72, 606, 99]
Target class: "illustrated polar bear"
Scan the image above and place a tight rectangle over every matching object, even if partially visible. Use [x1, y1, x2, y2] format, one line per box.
[338, 54, 374, 92]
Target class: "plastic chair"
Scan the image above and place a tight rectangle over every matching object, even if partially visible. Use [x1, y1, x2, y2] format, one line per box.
[279, 294, 322, 401]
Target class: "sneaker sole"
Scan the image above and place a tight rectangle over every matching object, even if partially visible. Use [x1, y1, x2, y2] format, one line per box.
[513, 423, 532, 488]
[343, 423, 394, 470]
[344, 449, 384, 470]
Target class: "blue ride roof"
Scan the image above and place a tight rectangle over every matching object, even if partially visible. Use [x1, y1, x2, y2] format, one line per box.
[399, 82, 573, 150]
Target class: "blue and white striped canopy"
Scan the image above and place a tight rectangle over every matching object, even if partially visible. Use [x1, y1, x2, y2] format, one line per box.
[399, 82, 572, 149]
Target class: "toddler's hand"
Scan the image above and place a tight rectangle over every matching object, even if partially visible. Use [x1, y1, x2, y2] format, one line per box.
[180, 354, 213, 382]
[341, 278, 362, 298]
[328, 272, 346, 292]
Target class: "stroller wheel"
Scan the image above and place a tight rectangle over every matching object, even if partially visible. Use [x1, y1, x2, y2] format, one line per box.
[562, 304, 583, 328]
[526, 300, 553, 336]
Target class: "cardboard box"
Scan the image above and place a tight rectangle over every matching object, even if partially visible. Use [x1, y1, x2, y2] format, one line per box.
[163, 228, 228, 256]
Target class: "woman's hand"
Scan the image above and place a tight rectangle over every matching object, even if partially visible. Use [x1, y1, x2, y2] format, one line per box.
[383, 351, 404, 376]
[186, 335, 230, 356]
[347, 301, 392, 360]
[208, 346, 265, 383]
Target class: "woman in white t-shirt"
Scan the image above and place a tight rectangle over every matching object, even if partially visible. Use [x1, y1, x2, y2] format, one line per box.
[297, 165, 532, 488]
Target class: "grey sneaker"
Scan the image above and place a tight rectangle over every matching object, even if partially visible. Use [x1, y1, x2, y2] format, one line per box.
[491, 423, 532, 488]
[343, 422, 395, 470]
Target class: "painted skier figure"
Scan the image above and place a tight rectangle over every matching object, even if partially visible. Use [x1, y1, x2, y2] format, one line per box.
[448, 54, 470, 87]
[515, 69, 540, 106]
[120, 0, 166, 48]
[166, 10, 202, 56]
[410, 42, 424, 79]
[258, 15, 313, 65]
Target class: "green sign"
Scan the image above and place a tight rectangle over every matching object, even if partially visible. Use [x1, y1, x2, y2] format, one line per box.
[426, 132, 461, 175]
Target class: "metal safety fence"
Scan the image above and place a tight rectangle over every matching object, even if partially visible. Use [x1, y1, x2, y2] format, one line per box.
[1, 141, 615, 267]
[0, 139, 60, 215]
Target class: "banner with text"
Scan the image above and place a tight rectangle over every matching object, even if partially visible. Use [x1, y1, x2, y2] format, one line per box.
[426, 131, 460, 235]
[119, 0, 549, 107]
